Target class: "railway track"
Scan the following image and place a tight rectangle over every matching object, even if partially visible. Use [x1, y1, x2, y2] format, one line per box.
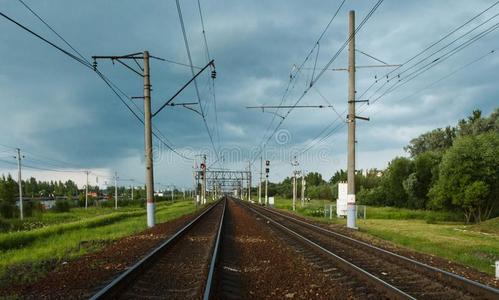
[90, 198, 226, 300]
[241, 200, 499, 300]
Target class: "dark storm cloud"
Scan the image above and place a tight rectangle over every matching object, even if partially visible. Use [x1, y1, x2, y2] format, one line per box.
[1, 0, 498, 186]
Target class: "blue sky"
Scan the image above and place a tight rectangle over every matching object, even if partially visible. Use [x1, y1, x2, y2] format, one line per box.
[0, 0, 498, 189]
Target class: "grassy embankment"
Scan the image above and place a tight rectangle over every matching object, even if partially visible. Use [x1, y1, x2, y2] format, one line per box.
[273, 197, 499, 275]
[0, 200, 198, 285]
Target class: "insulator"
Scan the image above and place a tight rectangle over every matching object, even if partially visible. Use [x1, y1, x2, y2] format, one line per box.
[211, 70, 217, 79]
[92, 60, 98, 71]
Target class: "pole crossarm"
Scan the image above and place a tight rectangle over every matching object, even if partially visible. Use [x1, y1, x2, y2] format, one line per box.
[300, 64, 402, 71]
[152, 59, 215, 118]
[246, 105, 338, 109]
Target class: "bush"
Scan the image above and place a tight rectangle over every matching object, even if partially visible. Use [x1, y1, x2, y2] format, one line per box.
[0, 201, 15, 219]
[53, 200, 70, 213]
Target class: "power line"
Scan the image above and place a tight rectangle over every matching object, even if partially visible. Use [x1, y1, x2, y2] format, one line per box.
[197, 0, 222, 156]
[299, 47, 497, 157]
[0, 11, 90, 68]
[357, 1, 499, 100]
[251, 0, 384, 166]
[175, 0, 220, 163]
[367, 20, 499, 106]
[9, 3, 191, 161]
[254, 0, 347, 159]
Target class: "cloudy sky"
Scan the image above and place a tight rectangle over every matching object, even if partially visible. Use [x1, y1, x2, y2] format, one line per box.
[0, 0, 498, 189]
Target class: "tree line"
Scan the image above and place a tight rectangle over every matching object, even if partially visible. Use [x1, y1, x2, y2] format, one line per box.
[267, 108, 498, 223]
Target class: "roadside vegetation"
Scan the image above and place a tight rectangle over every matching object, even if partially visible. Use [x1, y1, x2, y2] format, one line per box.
[262, 109, 499, 275]
[0, 200, 197, 286]
[265, 109, 499, 224]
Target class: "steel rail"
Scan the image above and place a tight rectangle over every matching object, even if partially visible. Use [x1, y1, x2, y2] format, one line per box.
[90, 199, 225, 300]
[242, 201, 414, 300]
[256, 204, 499, 299]
[203, 198, 226, 299]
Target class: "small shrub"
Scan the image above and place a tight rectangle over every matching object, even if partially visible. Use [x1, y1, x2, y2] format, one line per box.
[0, 202, 15, 219]
[53, 200, 70, 213]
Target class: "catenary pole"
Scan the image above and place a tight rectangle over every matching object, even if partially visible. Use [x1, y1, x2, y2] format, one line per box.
[85, 171, 89, 209]
[144, 51, 155, 227]
[16, 148, 23, 220]
[114, 171, 118, 209]
[347, 11, 357, 229]
[248, 161, 251, 201]
[258, 156, 262, 204]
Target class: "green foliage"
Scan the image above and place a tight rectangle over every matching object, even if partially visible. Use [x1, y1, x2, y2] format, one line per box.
[0, 200, 196, 285]
[429, 132, 499, 223]
[402, 151, 441, 209]
[53, 200, 71, 213]
[305, 172, 325, 186]
[382, 157, 414, 207]
[405, 126, 455, 157]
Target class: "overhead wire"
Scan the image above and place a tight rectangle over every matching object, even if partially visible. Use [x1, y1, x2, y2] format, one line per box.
[356, 1, 499, 100]
[175, 0, 220, 163]
[251, 0, 348, 166]
[251, 0, 384, 166]
[297, 2, 499, 156]
[9, 1, 192, 161]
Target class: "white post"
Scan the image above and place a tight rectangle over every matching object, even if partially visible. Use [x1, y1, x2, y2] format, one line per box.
[258, 156, 262, 204]
[114, 171, 118, 209]
[16, 148, 23, 220]
[292, 173, 296, 211]
[85, 171, 89, 209]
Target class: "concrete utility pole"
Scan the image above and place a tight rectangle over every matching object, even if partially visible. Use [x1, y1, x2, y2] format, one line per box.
[85, 170, 89, 209]
[291, 157, 299, 211]
[143, 51, 155, 227]
[248, 161, 251, 201]
[347, 10, 357, 229]
[292, 173, 297, 211]
[301, 172, 306, 207]
[258, 156, 262, 204]
[114, 171, 118, 209]
[131, 185, 134, 201]
[265, 159, 269, 205]
[171, 185, 174, 202]
[202, 154, 207, 204]
[16, 148, 23, 220]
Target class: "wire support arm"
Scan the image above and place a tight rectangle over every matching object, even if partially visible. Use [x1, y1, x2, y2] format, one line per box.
[152, 59, 214, 118]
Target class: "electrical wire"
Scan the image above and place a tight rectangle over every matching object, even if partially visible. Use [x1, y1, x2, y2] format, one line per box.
[252, 0, 348, 166]
[251, 0, 384, 166]
[175, 0, 220, 163]
[9, 2, 192, 161]
[197, 0, 222, 155]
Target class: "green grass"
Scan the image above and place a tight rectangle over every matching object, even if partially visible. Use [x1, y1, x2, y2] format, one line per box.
[0, 200, 198, 284]
[274, 198, 499, 275]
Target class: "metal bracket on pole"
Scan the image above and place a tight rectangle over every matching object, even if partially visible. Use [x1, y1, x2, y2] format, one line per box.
[355, 115, 370, 121]
[348, 99, 369, 104]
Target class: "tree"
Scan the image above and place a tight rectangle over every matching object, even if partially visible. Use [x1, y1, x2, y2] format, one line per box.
[305, 172, 325, 186]
[457, 108, 499, 137]
[381, 157, 414, 207]
[402, 152, 441, 209]
[0, 175, 18, 218]
[429, 132, 499, 223]
[404, 126, 455, 157]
